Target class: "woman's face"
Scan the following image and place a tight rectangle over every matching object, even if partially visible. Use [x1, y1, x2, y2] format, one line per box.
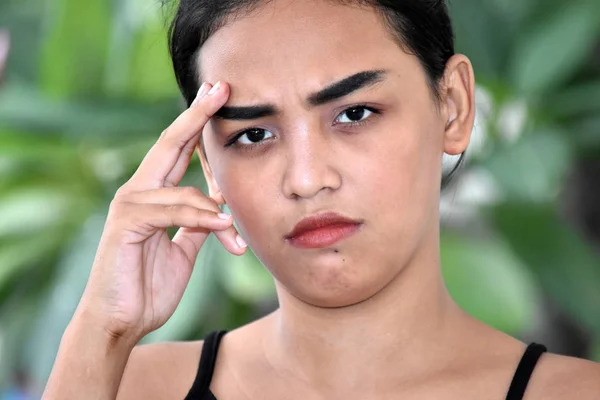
[197, 0, 471, 307]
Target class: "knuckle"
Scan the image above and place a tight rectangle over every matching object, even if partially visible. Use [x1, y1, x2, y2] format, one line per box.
[164, 204, 181, 215]
[157, 128, 170, 143]
[161, 135, 187, 152]
[114, 184, 132, 198]
[193, 208, 208, 219]
[107, 199, 133, 222]
[177, 186, 204, 198]
[197, 103, 212, 119]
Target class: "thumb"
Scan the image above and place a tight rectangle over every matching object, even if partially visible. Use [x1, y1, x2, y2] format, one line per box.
[172, 226, 211, 265]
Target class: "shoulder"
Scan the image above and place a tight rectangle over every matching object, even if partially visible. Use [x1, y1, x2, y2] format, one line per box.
[526, 351, 600, 400]
[116, 340, 204, 400]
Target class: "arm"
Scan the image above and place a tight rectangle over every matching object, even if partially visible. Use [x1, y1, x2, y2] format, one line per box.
[40, 81, 242, 399]
[42, 310, 137, 400]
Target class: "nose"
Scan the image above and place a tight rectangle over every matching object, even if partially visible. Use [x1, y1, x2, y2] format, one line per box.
[281, 128, 342, 200]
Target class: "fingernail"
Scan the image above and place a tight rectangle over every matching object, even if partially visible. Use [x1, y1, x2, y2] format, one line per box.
[236, 234, 247, 248]
[218, 213, 232, 220]
[192, 83, 210, 106]
[208, 81, 221, 96]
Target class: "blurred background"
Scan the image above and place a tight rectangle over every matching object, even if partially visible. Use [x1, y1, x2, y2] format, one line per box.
[1, 0, 600, 397]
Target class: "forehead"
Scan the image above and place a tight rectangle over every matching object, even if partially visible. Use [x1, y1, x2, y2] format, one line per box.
[197, 0, 412, 102]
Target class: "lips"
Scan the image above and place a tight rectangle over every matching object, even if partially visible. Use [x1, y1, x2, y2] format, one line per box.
[285, 212, 363, 249]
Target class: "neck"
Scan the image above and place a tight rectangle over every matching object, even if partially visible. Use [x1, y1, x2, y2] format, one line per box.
[262, 226, 469, 395]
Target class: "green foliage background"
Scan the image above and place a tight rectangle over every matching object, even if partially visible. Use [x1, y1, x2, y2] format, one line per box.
[0, 0, 599, 395]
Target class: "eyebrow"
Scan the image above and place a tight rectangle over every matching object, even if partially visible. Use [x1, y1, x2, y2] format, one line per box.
[213, 70, 387, 121]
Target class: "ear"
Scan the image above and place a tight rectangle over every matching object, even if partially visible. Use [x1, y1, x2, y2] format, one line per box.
[196, 137, 226, 205]
[440, 54, 476, 156]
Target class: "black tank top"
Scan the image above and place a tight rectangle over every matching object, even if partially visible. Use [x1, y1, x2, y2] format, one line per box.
[184, 330, 547, 400]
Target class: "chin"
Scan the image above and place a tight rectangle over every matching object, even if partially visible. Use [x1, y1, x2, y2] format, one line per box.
[273, 258, 390, 309]
[293, 284, 382, 309]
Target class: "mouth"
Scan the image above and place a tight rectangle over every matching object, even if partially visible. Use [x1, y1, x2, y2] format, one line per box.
[285, 212, 363, 249]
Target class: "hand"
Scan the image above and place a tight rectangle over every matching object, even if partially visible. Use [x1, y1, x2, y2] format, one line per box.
[76, 81, 246, 343]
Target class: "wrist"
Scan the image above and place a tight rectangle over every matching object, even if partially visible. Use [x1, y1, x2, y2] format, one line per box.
[43, 307, 139, 400]
[68, 306, 141, 352]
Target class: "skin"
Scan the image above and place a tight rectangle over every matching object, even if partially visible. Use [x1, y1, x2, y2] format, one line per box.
[189, 1, 505, 397]
[43, 1, 600, 399]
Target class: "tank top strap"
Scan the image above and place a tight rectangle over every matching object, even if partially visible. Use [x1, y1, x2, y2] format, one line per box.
[184, 330, 228, 400]
[505, 342, 547, 400]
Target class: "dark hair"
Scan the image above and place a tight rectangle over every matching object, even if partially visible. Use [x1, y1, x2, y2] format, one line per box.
[165, 0, 465, 187]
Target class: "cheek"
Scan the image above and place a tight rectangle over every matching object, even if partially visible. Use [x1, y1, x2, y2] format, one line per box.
[347, 112, 442, 250]
[212, 162, 281, 247]
[355, 119, 440, 204]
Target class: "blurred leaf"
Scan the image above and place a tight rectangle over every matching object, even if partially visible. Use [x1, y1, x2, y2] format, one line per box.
[0, 188, 73, 237]
[0, 231, 66, 291]
[484, 130, 572, 202]
[567, 116, 600, 157]
[441, 230, 539, 335]
[449, 0, 508, 79]
[509, 1, 600, 95]
[491, 203, 600, 333]
[219, 249, 275, 304]
[486, 0, 539, 29]
[0, 129, 77, 160]
[548, 80, 600, 118]
[40, 0, 110, 98]
[127, 18, 179, 101]
[0, 291, 43, 393]
[22, 213, 104, 386]
[0, 83, 178, 141]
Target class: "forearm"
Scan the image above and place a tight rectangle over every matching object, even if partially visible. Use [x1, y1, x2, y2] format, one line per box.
[42, 310, 138, 400]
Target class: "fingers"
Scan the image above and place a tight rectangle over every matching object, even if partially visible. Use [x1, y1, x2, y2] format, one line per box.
[109, 202, 233, 237]
[122, 81, 229, 192]
[173, 223, 246, 264]
[115, 186, 247, 258]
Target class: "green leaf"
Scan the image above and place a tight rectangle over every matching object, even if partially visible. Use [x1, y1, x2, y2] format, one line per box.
[219, 249, 275, 304]
[568, 116, 600, 156]
[22, 213, 105, 386]
[509, 1, 600, 95]
[127, 16, 179, 101]
[0, 129, 77, 160]
[0, 231, 65, 291]
[490, 203, 600, 334]
[484, 130, 572, 202]
[547, 80, 600, 118]
[449, 0, 508, 79]
[441, 230, 539, 335]
[0, 83, 179, 141]
[0, 188, 73, 237]
[39, 0, 111, 98]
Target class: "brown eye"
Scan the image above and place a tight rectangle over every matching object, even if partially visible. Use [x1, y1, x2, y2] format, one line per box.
[237, 128, 274, 145]
[335, 106, 375, 124]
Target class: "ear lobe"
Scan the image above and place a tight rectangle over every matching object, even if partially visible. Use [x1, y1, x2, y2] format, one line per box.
[196, 144, 226, 205]
[441, 54, 476, 156]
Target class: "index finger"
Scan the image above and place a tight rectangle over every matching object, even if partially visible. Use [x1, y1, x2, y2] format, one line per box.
[125, 81, 230, 191]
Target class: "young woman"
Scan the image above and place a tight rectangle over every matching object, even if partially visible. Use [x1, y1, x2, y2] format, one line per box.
[43, 0, 600, 399]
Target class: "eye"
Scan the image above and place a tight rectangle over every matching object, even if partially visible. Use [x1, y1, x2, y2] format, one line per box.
[335, 106, 378, 125]
[226, 128, 275, 147]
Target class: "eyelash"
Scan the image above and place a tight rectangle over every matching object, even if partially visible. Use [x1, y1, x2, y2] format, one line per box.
[223, 104, 381, 149]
